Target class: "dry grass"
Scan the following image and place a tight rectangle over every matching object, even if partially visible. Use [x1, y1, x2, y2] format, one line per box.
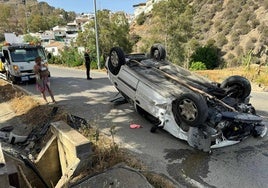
[72, 130, 175, 187]
[195, 65, 268, 86]
[77, 126, 177, 187]
[74, 127, 146, 176]
[0, 82, 24, 102]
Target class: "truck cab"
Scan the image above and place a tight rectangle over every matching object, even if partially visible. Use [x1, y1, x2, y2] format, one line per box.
[1, 43, 49, 83]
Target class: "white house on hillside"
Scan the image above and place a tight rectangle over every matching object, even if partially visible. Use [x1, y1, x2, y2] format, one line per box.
[133, 0, 164, 17]
[40, 31, 55, 46]
[53, 25, 66, 41]
[75, 13, 93, 31]
[45, 41, 65, 56]
[133, 3, 146, 17]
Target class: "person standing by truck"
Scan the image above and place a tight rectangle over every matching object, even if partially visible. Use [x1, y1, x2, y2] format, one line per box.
[33, 56, 56, 104]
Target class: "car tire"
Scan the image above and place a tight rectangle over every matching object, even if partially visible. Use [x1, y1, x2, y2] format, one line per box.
[172, 93, 208, 128]
[220, 75, 251, 101]
[150, 44, 166, 61]
[108, 47, 126, 75]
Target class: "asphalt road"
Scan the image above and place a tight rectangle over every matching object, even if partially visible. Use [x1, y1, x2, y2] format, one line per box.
[20, 65, 268, 188]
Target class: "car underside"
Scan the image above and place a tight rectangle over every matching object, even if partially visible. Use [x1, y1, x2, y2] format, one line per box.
[106, 44, 267, 152]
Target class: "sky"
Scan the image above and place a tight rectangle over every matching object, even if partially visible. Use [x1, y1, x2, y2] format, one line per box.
[37, 0, 146, 14]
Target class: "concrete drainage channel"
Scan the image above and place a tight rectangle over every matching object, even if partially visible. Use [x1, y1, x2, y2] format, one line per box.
[0, 108, 93, 188]
[0, 107, 157, 188]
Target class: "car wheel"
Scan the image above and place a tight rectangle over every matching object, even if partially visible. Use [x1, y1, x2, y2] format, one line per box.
[172, 93, 208, 129]
[150, 44, 166, 61]
[220, 75, 251, 101]
[108, 47, 126, 75]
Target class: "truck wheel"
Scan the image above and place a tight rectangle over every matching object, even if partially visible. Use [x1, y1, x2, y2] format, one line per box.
[108, 47, 126, 75]
[172, 93, 208, 129]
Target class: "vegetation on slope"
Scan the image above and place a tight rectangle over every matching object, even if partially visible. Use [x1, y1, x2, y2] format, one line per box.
[0, 0, 76, 40]
[1, 0, 267, 81]
[132, 0, 268, 69]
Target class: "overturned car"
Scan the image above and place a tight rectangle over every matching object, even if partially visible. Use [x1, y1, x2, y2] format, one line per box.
[106, 44, 267, 152]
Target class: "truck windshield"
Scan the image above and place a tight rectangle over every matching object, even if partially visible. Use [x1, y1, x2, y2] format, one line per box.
[10, 47, 46, 62]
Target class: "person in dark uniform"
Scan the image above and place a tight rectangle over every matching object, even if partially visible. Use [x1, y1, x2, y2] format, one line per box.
[84, 49, 92, 80]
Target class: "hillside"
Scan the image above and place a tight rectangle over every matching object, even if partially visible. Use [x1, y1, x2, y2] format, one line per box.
[1, 0, 267, 68]
[131, 0, 268, 67]
[0, 0, 76, 41]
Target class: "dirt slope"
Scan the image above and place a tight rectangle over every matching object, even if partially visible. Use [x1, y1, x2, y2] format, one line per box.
[0, 79, 66, 130]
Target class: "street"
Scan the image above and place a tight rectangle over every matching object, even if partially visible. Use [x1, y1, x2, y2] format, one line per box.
[21, 65, 268, 188]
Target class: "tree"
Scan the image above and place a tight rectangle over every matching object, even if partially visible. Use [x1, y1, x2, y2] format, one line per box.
[23, 34, 40, 44]
[59, 46, 84, 67]
[145, 0, 194, 66]
[0, 4, 13, 33]
[29, 14, 49, 32]
[190, 44, 220, 69]
[76, 10, 133, 68]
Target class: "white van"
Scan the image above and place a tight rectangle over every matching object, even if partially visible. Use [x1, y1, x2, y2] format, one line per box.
[0, 43, 49, 83]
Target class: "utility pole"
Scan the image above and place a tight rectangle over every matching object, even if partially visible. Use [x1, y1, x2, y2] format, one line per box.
[93, 0, 101, 70]
[23, 0, 29, 33]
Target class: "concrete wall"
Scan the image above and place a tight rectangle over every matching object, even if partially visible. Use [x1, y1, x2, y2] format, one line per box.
[0, 143, 10, 188]
[50, 121, 93, 188]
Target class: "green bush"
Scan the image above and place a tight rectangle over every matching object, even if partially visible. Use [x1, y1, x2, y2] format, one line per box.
[59, 47, 84, 67]
[90, 56, 105, 69]
[190, 44, 220, 69]
[190, 61, 207, 70]
[47, 54, 57, 64]
[47, 47, 84, 67]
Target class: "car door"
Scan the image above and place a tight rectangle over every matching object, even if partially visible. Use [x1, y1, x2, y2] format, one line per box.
[135, 81, 167, 117]
[115, 67, 139, 101]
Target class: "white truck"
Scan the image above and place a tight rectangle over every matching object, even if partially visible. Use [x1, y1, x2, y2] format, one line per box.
[0, 43, 49, 83]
